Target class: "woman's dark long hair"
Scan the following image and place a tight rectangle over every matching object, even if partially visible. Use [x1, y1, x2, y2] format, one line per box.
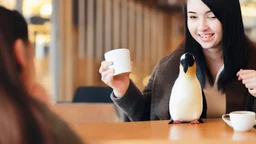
[183, 0, 254, 92]
[0, 6, 50, 144]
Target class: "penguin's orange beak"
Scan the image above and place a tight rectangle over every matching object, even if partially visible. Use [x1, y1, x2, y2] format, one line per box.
[187, 62, 196, 75]
[182, 59, 196, 73]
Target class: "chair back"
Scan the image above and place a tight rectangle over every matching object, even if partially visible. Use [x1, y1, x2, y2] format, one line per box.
[72, 86, 113, 103]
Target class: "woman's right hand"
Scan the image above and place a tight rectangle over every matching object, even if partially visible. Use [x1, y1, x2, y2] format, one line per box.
[99, 61, 131, 97]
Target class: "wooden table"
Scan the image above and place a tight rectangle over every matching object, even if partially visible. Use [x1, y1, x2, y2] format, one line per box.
[72, 119, 256, 144]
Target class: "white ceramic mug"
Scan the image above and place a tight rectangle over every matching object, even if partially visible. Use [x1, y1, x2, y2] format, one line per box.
[104, 48, 132, 76]
[222, 111, 256, 132]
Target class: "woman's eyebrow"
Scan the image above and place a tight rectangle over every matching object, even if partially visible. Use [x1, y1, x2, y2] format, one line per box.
[187, 11, 196, 14]
[187, 10, 212, 14]
[205, 10, 213, 14]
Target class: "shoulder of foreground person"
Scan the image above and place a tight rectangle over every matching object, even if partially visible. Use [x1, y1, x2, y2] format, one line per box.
[32, 98, 84, 144]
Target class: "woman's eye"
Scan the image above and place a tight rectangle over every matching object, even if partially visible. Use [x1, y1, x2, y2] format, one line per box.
[189, 16, 197, 19]
[208, 16, 216, 20]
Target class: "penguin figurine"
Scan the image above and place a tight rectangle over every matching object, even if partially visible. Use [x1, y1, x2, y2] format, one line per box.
[169, 52, 204, 124]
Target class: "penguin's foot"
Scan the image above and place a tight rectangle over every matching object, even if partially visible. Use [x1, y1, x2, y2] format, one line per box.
[168, 120, 181, 124]
[190, 120, 199, 124]
[173, 120, 181, 124]
[190, 119, 204, 124]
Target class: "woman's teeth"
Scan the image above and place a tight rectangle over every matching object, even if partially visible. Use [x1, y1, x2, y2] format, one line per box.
[199, 34, 213, 41]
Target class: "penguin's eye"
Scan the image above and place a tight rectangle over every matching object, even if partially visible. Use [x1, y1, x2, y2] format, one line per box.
[181, 59, 185, 66]
[187, 55, 195, 67]
[189, 58, 194, 67]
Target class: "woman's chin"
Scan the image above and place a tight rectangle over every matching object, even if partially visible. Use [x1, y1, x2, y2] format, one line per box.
[200, 43, 219, 50]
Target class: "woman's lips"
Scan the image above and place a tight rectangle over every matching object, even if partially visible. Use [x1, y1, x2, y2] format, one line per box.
[198, 34, 214, 42]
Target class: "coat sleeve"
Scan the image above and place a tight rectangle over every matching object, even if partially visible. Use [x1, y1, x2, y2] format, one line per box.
[110, 65, 159, 122]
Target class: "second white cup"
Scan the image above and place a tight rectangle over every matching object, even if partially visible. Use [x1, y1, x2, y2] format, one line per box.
[104, 48, 132, 76]
[222, 111, 256, 132]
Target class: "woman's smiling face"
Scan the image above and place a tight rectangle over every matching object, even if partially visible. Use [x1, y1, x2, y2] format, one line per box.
[187, 0, 223, 50]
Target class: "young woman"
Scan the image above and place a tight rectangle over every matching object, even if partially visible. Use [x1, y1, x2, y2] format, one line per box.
[99, 0, 256, 121]
[0, 6, 83, 143]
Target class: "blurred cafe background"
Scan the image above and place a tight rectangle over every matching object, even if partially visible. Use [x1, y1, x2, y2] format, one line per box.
[1, 0, 256, 103]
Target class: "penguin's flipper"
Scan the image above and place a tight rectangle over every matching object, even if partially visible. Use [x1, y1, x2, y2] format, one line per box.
[198, 119, 204, 123]
[200, 90, 207, 118]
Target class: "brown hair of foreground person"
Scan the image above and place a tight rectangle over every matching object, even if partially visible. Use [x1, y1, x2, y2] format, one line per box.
[0, 6, 83, 144]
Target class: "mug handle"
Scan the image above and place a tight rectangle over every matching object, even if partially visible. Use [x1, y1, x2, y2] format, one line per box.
[222, 114, 232, 127]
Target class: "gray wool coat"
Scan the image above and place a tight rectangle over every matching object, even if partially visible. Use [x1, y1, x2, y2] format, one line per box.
[111, 44, 256, 122]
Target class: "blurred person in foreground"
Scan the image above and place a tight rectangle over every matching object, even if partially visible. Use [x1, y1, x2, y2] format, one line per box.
[0, 6, 83, 144]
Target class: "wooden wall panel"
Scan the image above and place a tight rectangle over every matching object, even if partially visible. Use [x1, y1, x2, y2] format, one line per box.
[105, 0, 112, 52]
[121, 0, 128, 48]
[96, 0, 104, 60]
[60, 0, 182, 101]
[143, 7, 151, 80]
[113, 0, 120, 49]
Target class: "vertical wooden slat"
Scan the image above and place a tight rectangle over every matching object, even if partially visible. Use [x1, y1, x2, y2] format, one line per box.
[162, 13, 169, 56]
[170, 13, 176, 53]
[105, 0, 112, 52]
[135, 5, 143, 61]
[87, 0, 94, 59]
[135, 4, 143, 89]
[58, 0, 65, 101]
[150, 10, 157, 69]
[50, 0, 60, 102]
[121, 0, 128, 48]
[128, 1, 135, 58]
[63, 0, 74, 101]
[78, 0, 86, 58]
[96, 0, 104, 60]
[113, 0, 120, 49]
[157, 12, 164, 60]
[86, 0, 94, 85]
[127, 1, 137, 84]
[143, 7, 151, 83]
[170, 13, 184, 52]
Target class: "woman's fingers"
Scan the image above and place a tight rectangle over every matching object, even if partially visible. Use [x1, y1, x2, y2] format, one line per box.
[237, 69, 255, 75]
[238, 72, 256, 81]
[99, 61, 113, 73]
[248, 88, 256, 97]
[101, 68, 114, 84]
[237, 69, 256, 97]
[245, 82, 256, 89]
[242, 77, 255, 84]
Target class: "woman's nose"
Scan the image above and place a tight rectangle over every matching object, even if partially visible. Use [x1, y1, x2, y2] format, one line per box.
[197, 19, 208, 32]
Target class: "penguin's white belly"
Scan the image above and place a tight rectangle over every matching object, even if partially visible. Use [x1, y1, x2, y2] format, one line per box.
[169, 77, 203, 122]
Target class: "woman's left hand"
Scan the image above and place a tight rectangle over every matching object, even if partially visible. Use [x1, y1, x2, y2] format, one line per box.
[237, 69, 256, 97]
